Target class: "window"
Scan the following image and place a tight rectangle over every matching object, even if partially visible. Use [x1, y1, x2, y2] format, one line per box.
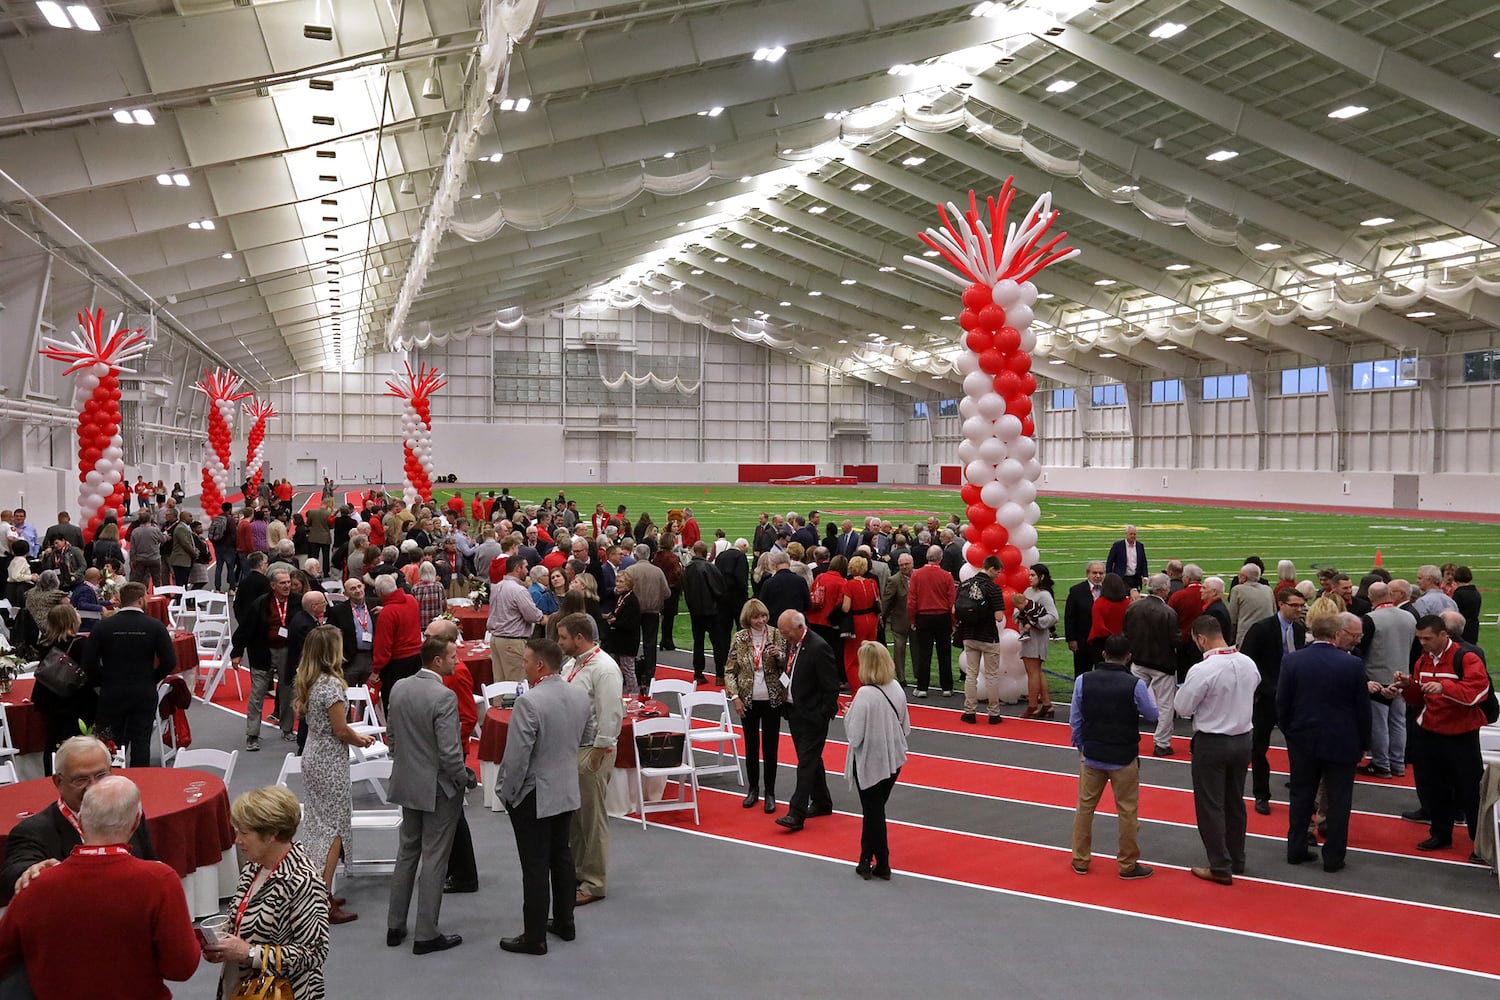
[1091, 383, 1126, 407]
[1463, 350, 1500, 383]
[938, 398, 959, 417]
[1279, 366, 1327, 395]
[1050, 388, 1075, 410]
[912, 401, 928, 419]
[1202, 373, 1248, 400]
[1351, 358, 1417, 390]
[1149, 379, 1182, 403]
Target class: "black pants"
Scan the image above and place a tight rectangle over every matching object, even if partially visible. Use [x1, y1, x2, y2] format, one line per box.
[378, 654, 423, 715]
[787, 714, 831, 820]
[506, 792, 575, 941]
[659, 590, 680, 649]
[307, 542, 330, 569]
[1071, 643, 1092, 677]
[1189, 731, 1251, 876]
[1416, 728, 1482, 842]
[910, 613, 952, 692]
[171, 564, 190, 587]
[1286, 745, 1355, 867]
[809, 625, 844, 684]
[637, 613, 661, 691]
[690, 613, 731, 679]
[741, 701, 782, 796]
[445, 811, 477, 887]
[1250, 695, 1279, 802]
[98, 699, 155, 768]
[856, 766, 899, 871]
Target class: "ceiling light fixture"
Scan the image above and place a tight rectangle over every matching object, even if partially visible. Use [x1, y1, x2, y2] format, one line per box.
[309, 78, 334, 91]
[1094, 278, 1116, 286]
[923, 250, 939, 258]
[1149, 22, 1185, 39]
[398, 177, 415, 194]
[1157, 344, 1178, 350]
[1327, 105, 1367, 120]
[1165, 263, 1191, 271]
[1406, 310, 1436, 318]
[1098, 352, 1117, 358]
[221, 252, 233, 260]
[808, 290, 823, 296]
[303, 22, 332, 40]
[1037, 293, 1054, 300]
[186, 219, 215, 230]
[1205, 149, 1238, 162]
[1255, 241, 1283, 251]
[662, 151, 675, 159]
[113, 108, 155, 125]
[841, 278, 857, 285]
[878, 266, 896, 272]
[753, 46, 786, 62]
[970, 1, 995, 15]
[690, 269, 704, 275]
[807, 205, 827, 214]
[779, 300, 791, 307]
[851, 182, 871, 192]
[36, 1, 71, 27]
[1225, 335, 1249, 342]
[1048, 358, 1067, 365]
[421, 76, 443, 100]
[741, 241, 758, 249]
[64, 3, 99, 28]
[888, 64, 916, 77]
[1046, 80, 1076, 93]
[1361, 216, 1395, 226]
[698, 106, 724, 117]
[1308, 324, 1332, 331]
[713, 256, 729, 263]
[901, 323, 915, 330]
[941, 315, 955, 322]
[902, 156, 926, 166]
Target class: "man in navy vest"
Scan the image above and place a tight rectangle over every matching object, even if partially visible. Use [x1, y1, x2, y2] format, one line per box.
[1068, 633, 1158, 879]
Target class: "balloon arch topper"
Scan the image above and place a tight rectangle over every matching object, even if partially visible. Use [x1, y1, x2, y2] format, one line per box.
[38, 309, 151, 542]
[192, 369, 251, 516]
[902, 179, 1078, 663]
[385, 362, 446, 506]
[242, 397, 278, 500]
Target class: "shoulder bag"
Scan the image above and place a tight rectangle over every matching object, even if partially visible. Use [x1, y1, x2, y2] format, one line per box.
[229, 944, 294, 1000]
[35, 646, 87, 697]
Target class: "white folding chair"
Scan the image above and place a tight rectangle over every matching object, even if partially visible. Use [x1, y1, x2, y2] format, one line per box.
[0, 760, 17, 786]
[679, 690, 745, 785]
[342, 759, 404, 877]
[154, 585, 187, 626]
[631, 716, 700, 829]
[188, 591, 230, 625]
[194, 630, 241, 704]
[274, 752, 302, 789]
[446, 597, 474, 608]
[648, 678, 695, 716]
[174, 747, 239, 786]
[345, 687, 391, 794]
[480, 681, 517, 707]
[153, 682, 179, 765]
[321, 579, 345, 594]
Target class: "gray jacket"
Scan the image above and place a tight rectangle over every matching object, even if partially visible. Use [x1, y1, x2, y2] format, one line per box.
[387, 669, 469, 812]
[499, 674, 596, 818]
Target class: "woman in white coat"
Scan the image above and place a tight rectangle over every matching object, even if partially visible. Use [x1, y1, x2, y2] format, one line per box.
[843, 641, 911, 880]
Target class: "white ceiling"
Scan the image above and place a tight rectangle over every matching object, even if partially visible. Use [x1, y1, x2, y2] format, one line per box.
[2, 0, 1498, 396]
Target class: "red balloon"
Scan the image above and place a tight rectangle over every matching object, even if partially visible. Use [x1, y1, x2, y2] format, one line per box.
[960, 483, 981, 505]
[1021, 416, 1035, 437]
[965, 330, 993, 353]
[962, 284, 991, 310]
[994, 326, 1022, 353]
[999, 544, 1023, 570]
[977, 304, 1006, 333]
[963, 523, 980, 543]
[981, 523, 1008, 550]
[1006, 567, 1031, 591]
[967, 503, 995, 527]
[965, 545, 987, 567]
[978, 350, 1005, 375]
[959, 309, 981, 332]
[993, 370, 1021, 397]
[1008, 396, 1032, 420]
[1019, 372, 1038, 395]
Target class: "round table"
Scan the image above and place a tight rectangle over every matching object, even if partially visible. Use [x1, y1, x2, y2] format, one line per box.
[0, 679, 46, 754]
[170, 629, 198, 675]
[0, 766, 235, 916]
[145, 595, 171, 627]
[453, 607, 489, 641]
[459, 640, 494, 692]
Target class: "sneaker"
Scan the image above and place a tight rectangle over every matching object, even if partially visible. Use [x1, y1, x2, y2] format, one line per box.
[1118, 864, 1153, 880]
[913, 690, 929, 699]
[267, 714, 280, 726]
[282, 732, 297, 742]
[940, 690, 955, 698]
[246, 737, 260, 752]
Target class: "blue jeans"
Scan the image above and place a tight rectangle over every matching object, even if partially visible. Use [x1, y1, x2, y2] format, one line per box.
[1369, 698, 1407, 773]
[213, 545, 239, 590]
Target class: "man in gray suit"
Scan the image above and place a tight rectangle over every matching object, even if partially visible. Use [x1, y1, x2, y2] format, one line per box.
[498, 638, 595, 955]
[386, 634, 470, 956]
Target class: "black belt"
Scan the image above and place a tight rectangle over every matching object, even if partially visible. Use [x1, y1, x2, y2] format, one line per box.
[495, 635, 530, 640]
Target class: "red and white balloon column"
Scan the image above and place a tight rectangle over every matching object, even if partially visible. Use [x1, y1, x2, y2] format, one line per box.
[192, 369, 251, 516]
[243, 398, 278, 501]
[904, 180, 1078, 693]
[38, 309, 151, 541]
[385, 362, 446, 507]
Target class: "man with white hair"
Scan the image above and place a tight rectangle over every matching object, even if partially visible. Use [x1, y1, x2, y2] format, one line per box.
[623, 544, 669, 691]
[1199, 577, 1233, 643]
[1124, 574, 1180, 757]
[1106, 525, 1147, 591]
[774, 611, 841, 832]
[1359, 582, 1414, 779]
[907, 545, 957, 697]
[0, 775, 199, 997]
[759, 549, 809, 630]
[231, 568, 295, 751]
[1226, 563, 1275, 634]
[1412, 565, 1458, 618]
[372, 573, 424, 713]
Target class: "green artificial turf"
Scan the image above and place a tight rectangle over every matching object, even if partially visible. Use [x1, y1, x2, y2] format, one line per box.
[432, 484, 1500, 697]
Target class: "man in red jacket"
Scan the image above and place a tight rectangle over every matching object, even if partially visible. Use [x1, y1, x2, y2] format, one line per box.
[907, 544, 957, 698]
[679, 506, 701, 549]
[0, 775, 199, 999]
[372, 575, 424, 713]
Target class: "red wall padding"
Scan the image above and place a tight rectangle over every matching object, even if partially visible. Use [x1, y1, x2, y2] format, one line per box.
[738, 464, 817, 483]
[842, 465, 879, 483]
[938, 465, 962, 485]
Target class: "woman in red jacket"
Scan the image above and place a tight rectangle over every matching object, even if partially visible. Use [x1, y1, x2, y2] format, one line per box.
[1086, 572, 1131, 667]
[807, 554, 847, 677]
[840, 556, 881, 693]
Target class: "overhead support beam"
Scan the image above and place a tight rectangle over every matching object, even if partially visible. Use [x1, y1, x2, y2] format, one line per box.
[1168, 331, 1267, 371]
[1050, 346, 1149, 385]
[1327, 305, 1444, 355]
[1110, 341, 1194, 379]
[1043, 30, 1500, 245]
[1229, 316, 1340, 364]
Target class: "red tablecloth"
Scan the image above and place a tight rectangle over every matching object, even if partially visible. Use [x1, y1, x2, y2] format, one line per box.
[145, 595, 171, 627]
[0, 679, 45, 755]
[454, 608, 489, 641]
[171, 630, 198, 675]
[0, 766, 233, 879]
[477, 700, 667, 769]
[460, 640, 493, 692]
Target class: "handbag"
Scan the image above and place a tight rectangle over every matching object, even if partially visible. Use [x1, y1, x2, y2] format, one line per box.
[826, 604, 854, 638]
[635, 731, 686, 769]
[35, 646, 87, 697]
[229, 945, 294, 1000]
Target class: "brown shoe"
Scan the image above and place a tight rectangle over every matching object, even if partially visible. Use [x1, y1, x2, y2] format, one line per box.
[1190, 866, 1232, 886]
[329, 903, 359, 924]
[574, 891, 602, 907]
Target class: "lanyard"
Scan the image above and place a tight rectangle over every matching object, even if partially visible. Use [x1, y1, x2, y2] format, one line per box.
[352, 604, 370, 630]
[272, 598, 287, 627]
[786, 641, 801, 681]
[751, 631, 766, 672]
[234, 853, 286, 935]
[74, 845, 130, 857]
[567, 647, 600, 683]
[1202, 646, 1238, 657]
[58, 801, 83, 837]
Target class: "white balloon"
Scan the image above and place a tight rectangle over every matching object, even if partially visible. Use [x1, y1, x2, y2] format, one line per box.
[962, 370, 992, 398]
[962, 416, 990, 443]
[955, 352, 980, 375]
[976, 391, 1006, 421]
[957, 440, 978, 464]
[78, 374, 100, 393]
[1019, 330, 1038, 354]
[1018, 281, 1039, 307]
[1012, 479, 1037, 505]
[992, 279, 1022, 310]
[997, 458, 1025, 485]
[980, 480, 1009, 509]
[1009, 522, 1037, 551]
[85, 469, 102, 485]
[1007, 304, 1034, 330]
[995, 414, 1023, 441]
[1025, 502, 1043, 524]
[1022, 458, 1043, 482]
[965, 459, 996, 486]
[92, 362, 109, 377]
[958, 562, 978, 582]
[104, 446, 123, 462]
[104, 470, 121, 484]
[978, 437, 1006, 465]
[996, 501, 1026, 529]
[1009, 436, 1037, 463]
[958, 396, 979, 419]
[997, 629, 1021, 657]
[1021, 546, 1040, 566]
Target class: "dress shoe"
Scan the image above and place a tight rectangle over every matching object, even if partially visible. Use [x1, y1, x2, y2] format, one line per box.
[1231, 863, 1246, 876]
[1152, 745, 1174, 757]
[443, 878, 478, 894]
[941, 690, 954, 697]
[1254, 798, 1270, 815]
[988, 714, 1002, 725]
[1071, 861, 1089, 875]
[960, 712, 977, 723]
[854, 862, 872, 880]
[872, 866, 891, 880]
[1416, 836, 1452, 852]
[331, 896, 346, 907]
[546, 920, 576, 941]
[1287, 850, 1318, 865]
[413, 934, 462, 956]
[1400, 808, 1429, 823]
[1356, 764, 1392, 777]
[386, 928, 407, 948]
[742, 789, 761, 808]
[805, 805, 834, 818]
[763, 795, 776, 814]
[329, 904, 358, 925]
[1323, 860, 1345, 873]
[693, 675, 707, 685]
[1119, 864, 1153, 880]
[498, 935, 546, 955]
[1469, 852, 1490, 866]
[1190, 867, 1232, 885]
[574, 891, 602, 907]
[775, 814, 805, 832]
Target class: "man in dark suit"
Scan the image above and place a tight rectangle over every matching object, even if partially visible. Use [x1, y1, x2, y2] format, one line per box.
[1104, 525, 1147, 591]
[683, 542, 729, 684]
[386, 634, 471, 956]
[497, 638, 595, 954]
[791, 511, 820, 550]
[760, 550, 810, 628]
[328, 577, 378, 687]
[284, 590, 327, 688]
[835, 520, 862, 561]
[1277, 612, 1371, 873]
[1239, 590, 1308, 813]
[1063, 561, 1104, 677]
[715, 539, 750, 630]
[0, 736, 155, 900]
[233, 552, 270, 622]
[774, 611, 841, 832]
[230, 567, 294, 751]
[81, 582, 176, 767]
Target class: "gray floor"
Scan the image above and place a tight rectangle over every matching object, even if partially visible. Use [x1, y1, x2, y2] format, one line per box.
[179, 649, 1500, 999]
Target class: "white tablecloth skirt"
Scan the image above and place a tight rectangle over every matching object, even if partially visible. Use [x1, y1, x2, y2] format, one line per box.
[181, 851, 239, 918]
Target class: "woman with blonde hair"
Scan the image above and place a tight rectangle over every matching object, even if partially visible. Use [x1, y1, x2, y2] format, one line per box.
[843, 642, 910, 880]
[839, 556, 881, 694]
[723, 598, 787, 813]
[292, 625, 374, 924]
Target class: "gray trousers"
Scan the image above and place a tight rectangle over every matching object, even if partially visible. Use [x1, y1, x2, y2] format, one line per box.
[1190, 731, 1252, 877]
[387, 787, 463, 941]
[1132, 665, 1176, 750]
[245, 647, 288, 739]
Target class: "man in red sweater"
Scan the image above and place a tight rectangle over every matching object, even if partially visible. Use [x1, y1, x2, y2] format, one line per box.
[907, 544, 957, 698]
[1167, 563, 1205, 679]
[372, 574, 424, 713]
[0, 775, 199, 999]
[680, 506, 701, 549]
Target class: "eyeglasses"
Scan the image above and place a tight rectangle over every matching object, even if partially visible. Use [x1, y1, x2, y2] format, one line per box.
[63, 768, 112, 788]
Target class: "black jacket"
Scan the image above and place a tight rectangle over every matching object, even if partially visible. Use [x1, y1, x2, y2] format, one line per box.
[715, 548, 750, 611]
[786, 627, 840, 724]
[1063, 580, 1095, 645]
[606, 592, 640, 659]
[1239, 613, 1306, 700]
[81, 607, 176, 710]
[231, 593, 291, 672]
[284, 609, 322, 676]
[682, 557, 727, 618]
[1, 802, 156, 901]
[1277, 642, 1372, 763]
[327, 600, 378, 665]
[233, 571, 270, 625]
[760, 569, 810, 630]
[1453, 584, 1482, 644]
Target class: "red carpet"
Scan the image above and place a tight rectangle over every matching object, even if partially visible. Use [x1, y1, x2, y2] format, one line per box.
[643, 786, 1500, 979]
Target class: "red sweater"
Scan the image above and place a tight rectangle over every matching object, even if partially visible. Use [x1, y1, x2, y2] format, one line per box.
[1168, 584, 1204, 641]
[0, 849, 199, 999]
[1088, 597, 1130, 642]
[443, 663, 478, 742]
[680, 518, 701, 548]
[907, 564, 956, 621]
[373, 589, 422, 672]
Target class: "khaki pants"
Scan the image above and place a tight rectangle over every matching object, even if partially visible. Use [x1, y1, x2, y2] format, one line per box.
[962, 639, 1002, 715]
[490, 636, 527, 683]
[1072, 759, 1141, 873]
[890, 630, 909, 686]
[571, 746, 615, 898]
[1132, 665, 1176, 751]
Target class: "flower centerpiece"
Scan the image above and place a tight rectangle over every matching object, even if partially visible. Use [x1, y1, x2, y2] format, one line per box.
[99, 566, 124, 606]
[0, 635, 26, 695]
[468, 582, 489, 608]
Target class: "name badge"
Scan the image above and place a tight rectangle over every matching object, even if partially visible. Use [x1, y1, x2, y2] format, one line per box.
[780, 672, 792, 690]
[359, 631, 372, 643]
[277, 627, 289, 639]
